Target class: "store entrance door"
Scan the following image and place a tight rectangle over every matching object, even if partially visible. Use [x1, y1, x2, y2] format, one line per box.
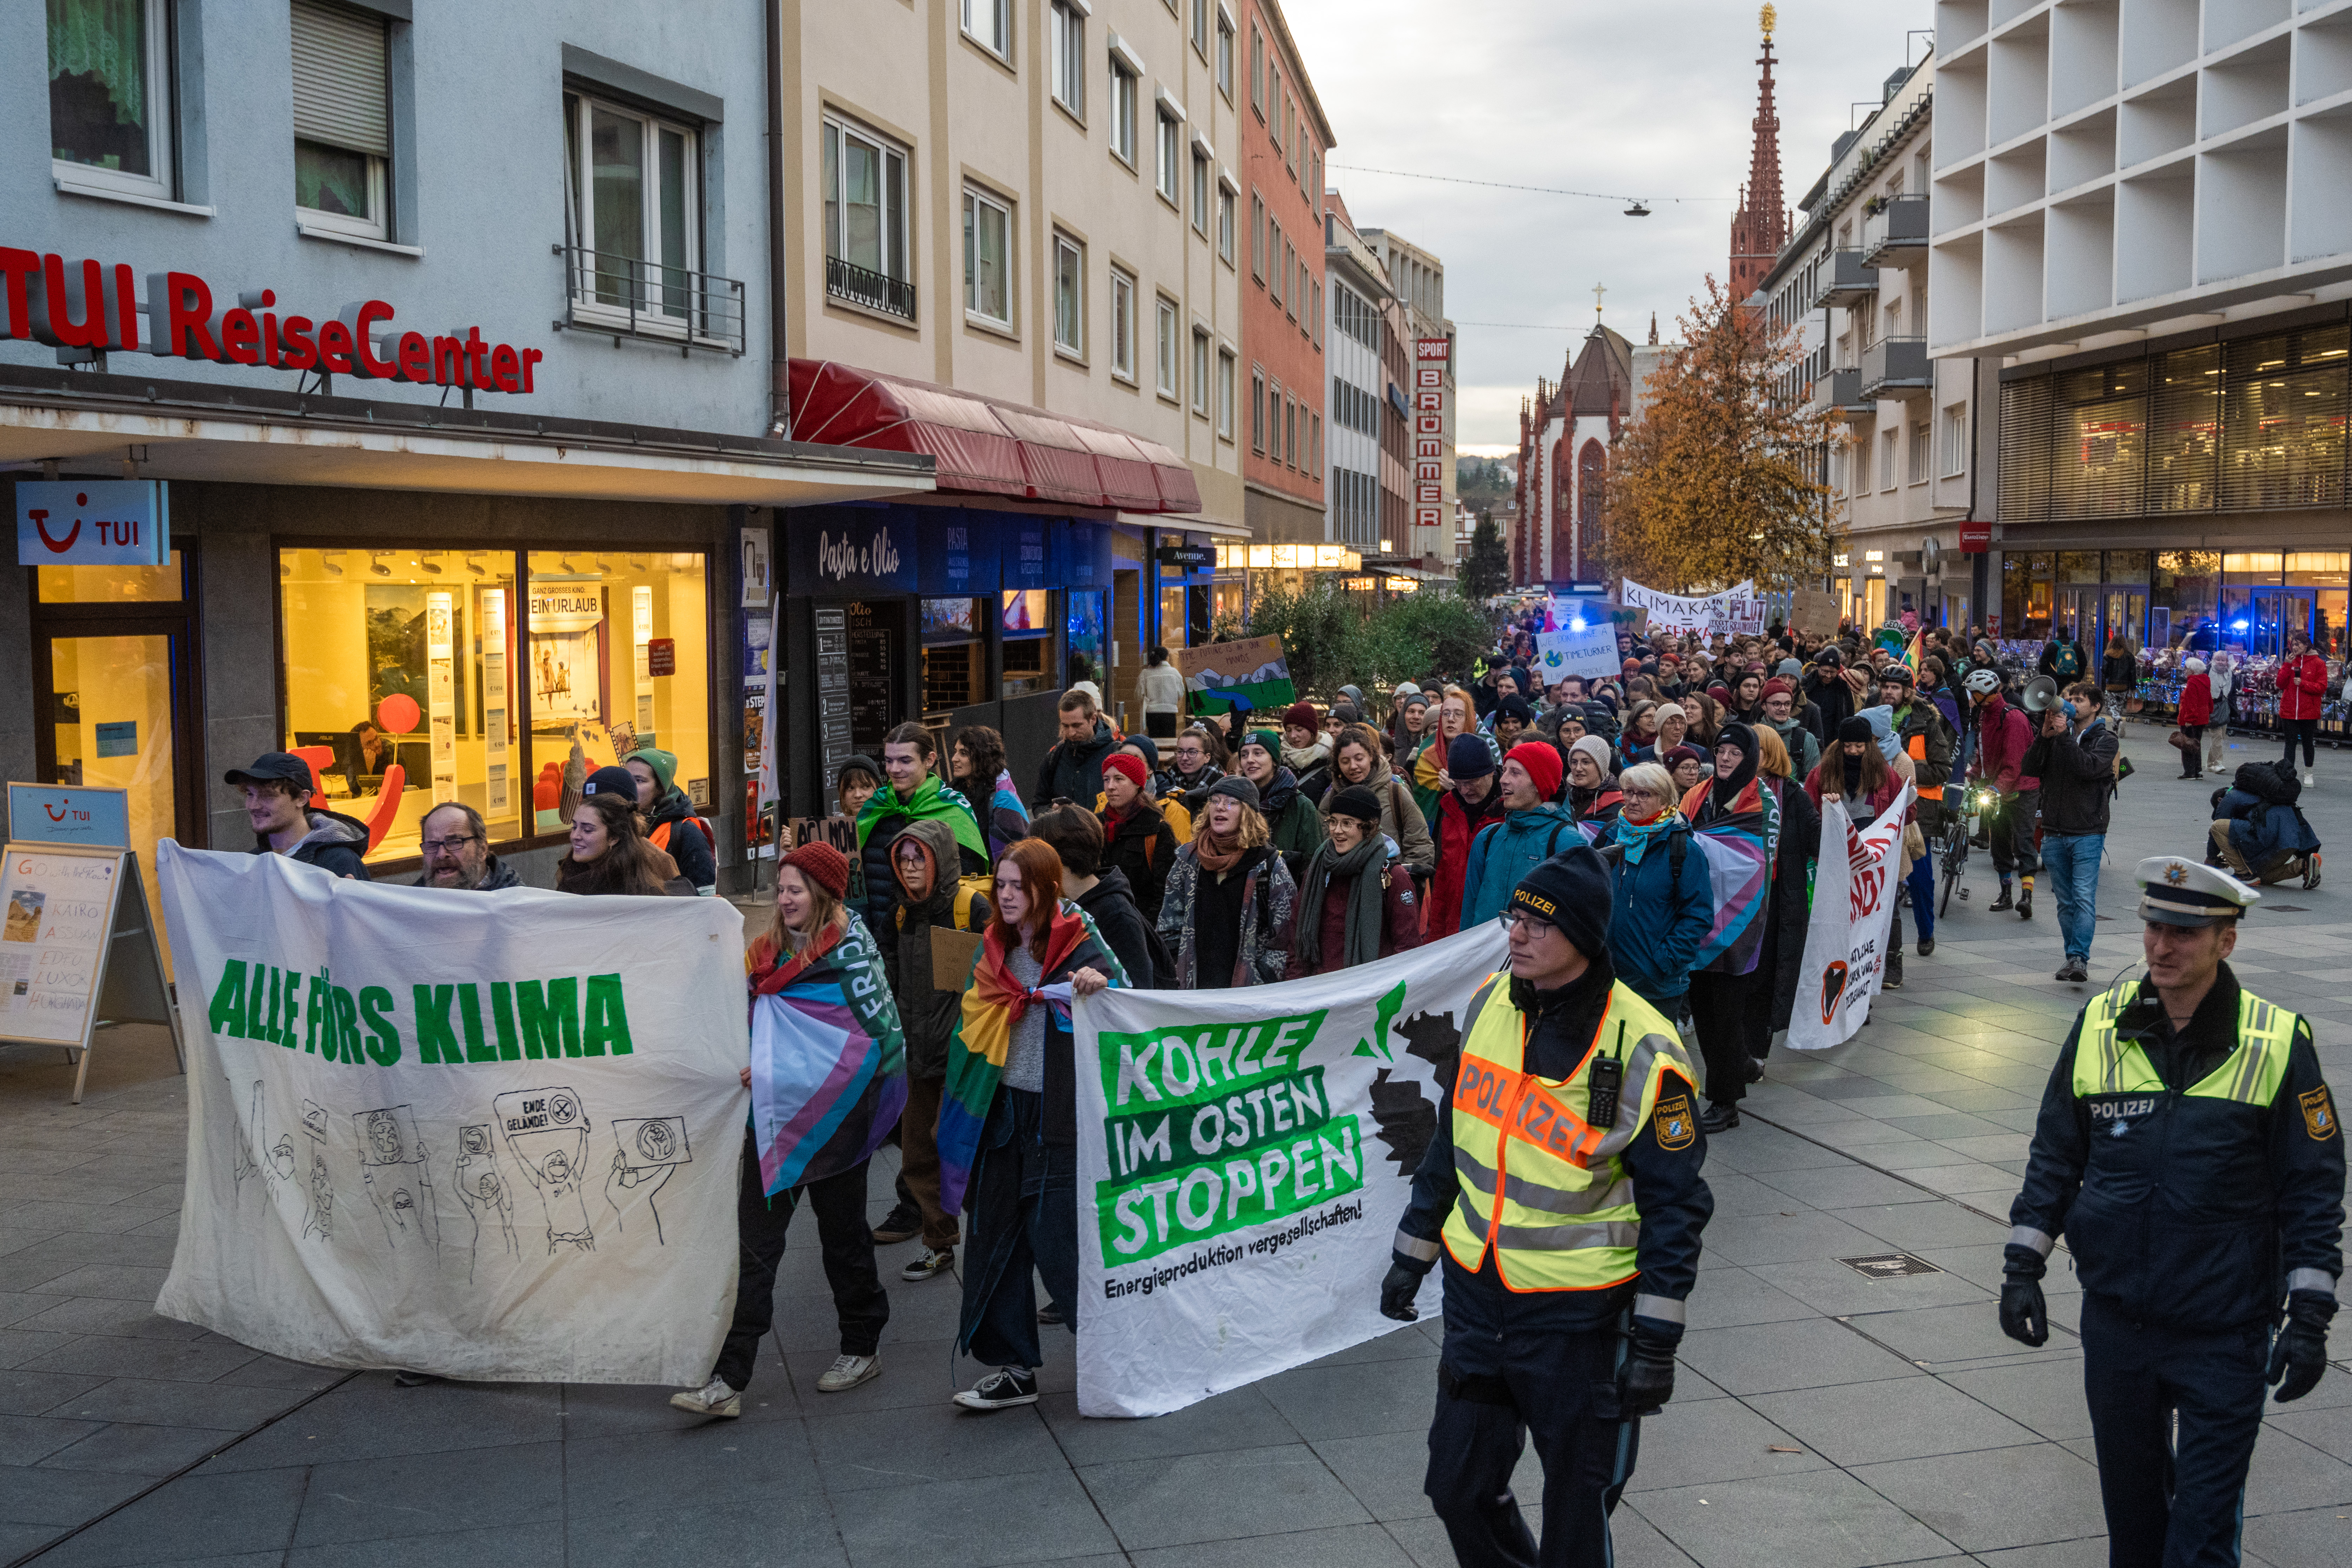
[2057, 587, 2097, 645]
[2103, 587, 2149, 651]
[2250, 589, 2316, 658]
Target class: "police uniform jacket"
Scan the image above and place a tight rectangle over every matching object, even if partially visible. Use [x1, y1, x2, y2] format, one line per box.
[2011, 963, 2344, 1333]
[1392, 950, 1714, 1374]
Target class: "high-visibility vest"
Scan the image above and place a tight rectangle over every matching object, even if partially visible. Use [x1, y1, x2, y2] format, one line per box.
[1440, 973, 1698, 1291]
[2073, 985, 2298, 1107]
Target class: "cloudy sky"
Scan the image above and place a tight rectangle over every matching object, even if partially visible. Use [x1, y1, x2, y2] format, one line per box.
[1285, 0, 1935, 453]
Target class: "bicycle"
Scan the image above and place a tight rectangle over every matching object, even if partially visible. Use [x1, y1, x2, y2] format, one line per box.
[1940, 782, 2000, 917]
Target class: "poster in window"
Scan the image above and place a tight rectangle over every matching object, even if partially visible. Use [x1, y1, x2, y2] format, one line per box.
[365, 586, 429, 718]
[527, 577, 606, 732]
[482, 590, 511, 816]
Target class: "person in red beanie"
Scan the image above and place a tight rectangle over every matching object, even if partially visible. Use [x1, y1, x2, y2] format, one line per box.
[1455, 741, 1580, 928]
[1096, 751, 1178, 921]
[1281, 700, 1334, 803]
[782, 840, 852, 900]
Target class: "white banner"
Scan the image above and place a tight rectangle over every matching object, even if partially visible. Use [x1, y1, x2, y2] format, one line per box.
[154, 844, 749, 1383]
[1787, 787, 1914, 1052]
[1621, 578, 1764, 636]
[1075, 923, 1507, 1417]
[1535, 624, 1622, 682]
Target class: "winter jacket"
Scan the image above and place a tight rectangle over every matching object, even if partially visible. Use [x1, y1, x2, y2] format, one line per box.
[2023, 719, 2120, 837]
[1970, 692, 2039, 794]
[410, 854, 521, 891]
[886, 818, 993, 1080]
[255, 808, 372, 880]
[1804, 758, 1910, 831]
[1806, 667, 1863, 741]
[1298, 858, 1425, 975]
[1593, 814, 1711, 1004]
[1458, 802, 1583, 930]
[1322, 754, 1435, 872]
[1762, 715, 1822, 783]
[645, 788, 717, 894]
[1137, 661, 1186, 717]
[2038, 638, 2090, 683]
[1892, 698, 1956, 835]
[857, 783, 987, 968]
[1256, 767, 1328, 874]
[1567, 779, 1623, 830]
[2279, 652, 2330, 722]
[2215, 781, 2322, 870]
[1430, 782, 1507, 943]
[1074, 868, 1166, 989]
[1034, 718, 1121, 807]
[2179, 674, 2214, 727]
[1157, 842, 1297, 987]
[2100, 645, 2139, 691]
[1100, 800, 1179, 923]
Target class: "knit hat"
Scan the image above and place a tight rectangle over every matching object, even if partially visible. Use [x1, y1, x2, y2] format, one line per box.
[1497, 694, 1536, 725]
[1760, 676, 1795, 701]
[1506, 740, 1564, 801]
[1283, 701, 1321, 732]
[1654, 703, 1686, 724]
[1102, 752, 1149, 793]
[1327, 785, 1383, 824]
[1244, 728, 1281, 758]
[836, 753, 881, 787]
[1205, 774, 1261, 811]
[1332, 703, 1362, 725]
[1121, 734, 1161, 769]
[1447, 734, 1497, 779]
[1622, 658, 1643, 675]
[628, 746, 680, 796]
[1339, 685, 1364, 707]
[1402, 690, 1431, 711]
[1776, 658, 1802, 678]
[1837, 715, 1875, 744]
[1510, 847, 1612, 961]
[582, 765, 643, 802]
[1569, 735, 1612, 778]
[1708, 683, 1732, 705]
[1393, 681, 1421, 698]
[782, 841, 851, 901]
[1666, 743, 1709, 773]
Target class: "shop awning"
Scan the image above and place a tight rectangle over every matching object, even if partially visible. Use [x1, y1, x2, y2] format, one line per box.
[789, 358, 1202, 514]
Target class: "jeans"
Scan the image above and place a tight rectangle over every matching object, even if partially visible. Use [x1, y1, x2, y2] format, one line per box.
[2281, 716, 2319, 769]
[712, 1127, 889, 1390]
[957, 1087, 1078, 1371]
[1905, 849, 1935, 942]
[2040, 832, 2104, 963]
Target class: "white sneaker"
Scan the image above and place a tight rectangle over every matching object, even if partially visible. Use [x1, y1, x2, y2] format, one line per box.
[2304, 770, 2315, 788]
[816, 1353, 880, 1393]
[901, 1246, 955, 1281]
[668, 1376, 741, 1417]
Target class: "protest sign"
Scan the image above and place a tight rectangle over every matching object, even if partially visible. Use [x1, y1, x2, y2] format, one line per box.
[154, 844, 748, 1384]
[1074, 922, 1507, 1417]
[1786, 787, 1914, 1052]
[1620, 578, 1763, 637]
[1534, 624, 1621, 682]
[1173, 636, 1295, 716]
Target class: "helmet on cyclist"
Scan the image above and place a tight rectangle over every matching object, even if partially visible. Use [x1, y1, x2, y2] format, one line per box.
[1964, 668, 2003, 696]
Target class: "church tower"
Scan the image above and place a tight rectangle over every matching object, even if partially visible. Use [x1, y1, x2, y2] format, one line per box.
[1728, 6, 1786, 304]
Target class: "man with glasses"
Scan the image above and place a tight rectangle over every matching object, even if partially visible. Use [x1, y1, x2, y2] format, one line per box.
[413, 803, 519, 891]
[1381, 851, 1713, 1568]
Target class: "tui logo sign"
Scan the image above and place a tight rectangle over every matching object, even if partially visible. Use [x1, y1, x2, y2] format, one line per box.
[14, 481, 169, 567]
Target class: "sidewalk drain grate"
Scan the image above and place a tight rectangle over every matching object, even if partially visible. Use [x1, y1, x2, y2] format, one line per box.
[1836, 1251, 1944, 1279]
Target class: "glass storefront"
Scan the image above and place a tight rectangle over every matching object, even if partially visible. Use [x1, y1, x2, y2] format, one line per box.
[1002, 589, 1054, 698]
[921, 596, 983, 718]
[278, 546, 709, 865]
[1066, 589, 1106, 690]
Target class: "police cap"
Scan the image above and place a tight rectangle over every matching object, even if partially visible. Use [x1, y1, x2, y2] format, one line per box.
[2136, 857, 2260, 928]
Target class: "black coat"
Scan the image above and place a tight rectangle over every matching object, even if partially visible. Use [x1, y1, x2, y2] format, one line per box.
[1034, 720, 1121, 808]
[1761, 777, 1820, 1035]
[1099, 802, 1178, 923]
[646, 788, 717, 891]
[1074, 868, 1164, 989]
[2022, 719, 2119, 836]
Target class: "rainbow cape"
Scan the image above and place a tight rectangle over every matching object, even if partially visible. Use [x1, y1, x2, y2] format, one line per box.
[749, 913, 906, 1196]
[937, 901, 1125, 1215]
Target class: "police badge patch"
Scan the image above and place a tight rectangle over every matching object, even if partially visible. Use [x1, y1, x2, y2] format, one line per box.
[2302, 1086, 2338, 1142]
[1655, 1094, 1695, 1150]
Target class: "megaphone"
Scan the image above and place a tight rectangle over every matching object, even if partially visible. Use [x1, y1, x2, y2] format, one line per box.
[2020, 675, 2060, 713]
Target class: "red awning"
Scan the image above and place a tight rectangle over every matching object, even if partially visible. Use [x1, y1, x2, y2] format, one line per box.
[787, 358, 1201, 513]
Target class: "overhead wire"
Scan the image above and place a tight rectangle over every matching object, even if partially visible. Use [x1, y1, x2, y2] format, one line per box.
[1325, 164, 1729, 204]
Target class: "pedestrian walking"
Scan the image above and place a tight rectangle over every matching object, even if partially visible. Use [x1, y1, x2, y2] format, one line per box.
[1138, 645, 1186, 739]
[1381, 852, 1713, 1568]
[1688, 725, 1778, 1130]
[1324, 723, 1435, 871]
[2176, 658, 2215, 780]
[2000, 858, 2342, 1567]
[857, 724, 988, 968]
[1233, 728, 1327, 872]
[1430, 736, 1507, 943]
[1745, 726, 1820, 1078]
[1966, 668, 2041, 919]
[1034, 688, 1122, 806]
[2278, 631, 2327, 787]
[2206, 651, 2238, 775]
[1155, 777, 1298, 988]
[2021, 681, 2120, 984]
[1458, 742, 1580, 929]
[1292, 786, 1423, 975]
[1593, 763, 1711, 1014]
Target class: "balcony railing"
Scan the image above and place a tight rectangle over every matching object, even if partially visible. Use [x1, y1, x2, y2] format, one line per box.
[1812, 248, 1877, 310]
[1862, 194, 1930, 270]
[557, 244, 746, 355]
[1859, 336, 1931, 400]
[826, 255, 919, 323]
[1807, 367, 1873, 421]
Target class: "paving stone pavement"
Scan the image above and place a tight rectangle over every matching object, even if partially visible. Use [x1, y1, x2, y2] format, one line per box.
[0, 721, 2346, 1565]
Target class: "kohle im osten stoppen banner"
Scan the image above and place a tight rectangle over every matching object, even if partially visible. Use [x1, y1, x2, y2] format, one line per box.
[1075, 923, 1507, 1418]
[154, 844, 749, 1384]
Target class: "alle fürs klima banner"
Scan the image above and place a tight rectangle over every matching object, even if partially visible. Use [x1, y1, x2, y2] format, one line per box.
[1074, 923, 1507, 1417]
[154, 844, 749, 1384]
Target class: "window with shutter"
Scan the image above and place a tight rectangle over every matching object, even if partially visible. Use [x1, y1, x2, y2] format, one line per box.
[1998, 377, 2055, 524]
[292, 0, 391, 241]
[2148, 345, 2220, 513]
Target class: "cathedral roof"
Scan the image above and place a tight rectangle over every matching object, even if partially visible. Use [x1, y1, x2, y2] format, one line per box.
[1549, 324, 1634, 419]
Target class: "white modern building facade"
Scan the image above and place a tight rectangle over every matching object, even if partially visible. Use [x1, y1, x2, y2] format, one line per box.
[1323, 199, 1388, 551]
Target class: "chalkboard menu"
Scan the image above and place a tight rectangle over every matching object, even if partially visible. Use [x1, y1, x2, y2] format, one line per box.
[847, 602, 896, 756]
[814, 607, 852, 812]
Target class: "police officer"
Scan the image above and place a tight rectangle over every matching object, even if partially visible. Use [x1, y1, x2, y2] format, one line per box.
[2001, 857, 2342, 1568]
[1380, 850, 1713, 1568]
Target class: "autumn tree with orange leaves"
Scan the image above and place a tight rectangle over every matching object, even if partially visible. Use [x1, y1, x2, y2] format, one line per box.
[1600, 275, 1841, 593]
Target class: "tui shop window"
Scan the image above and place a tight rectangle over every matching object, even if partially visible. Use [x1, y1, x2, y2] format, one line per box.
[921, 596, 983, 718]
[277, 546, 709, 866]
[1001, 589, 1056, 699]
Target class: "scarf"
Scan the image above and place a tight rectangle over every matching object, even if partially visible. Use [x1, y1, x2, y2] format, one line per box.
[1191, 828, 1246, 875]
[1614, 806, 1682, 867]
[1292, 836, 1388, 972]
[937, 903, 1111, 1214]
[1169, 762, 1223, 794]
[747, 913, 906, 1195]
[855, 773, 986, 863]
[1282, 739, 1329, 778]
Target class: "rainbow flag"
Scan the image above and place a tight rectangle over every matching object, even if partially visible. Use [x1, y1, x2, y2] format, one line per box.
[750, 916, 906, 1196]
[1902, 629, 1924, 672]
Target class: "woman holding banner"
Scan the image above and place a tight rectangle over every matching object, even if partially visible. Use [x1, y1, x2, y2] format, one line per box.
[671, 842, 899, 1419]
[556, 772, 695, 896]
[937, 839, 1122, 1412]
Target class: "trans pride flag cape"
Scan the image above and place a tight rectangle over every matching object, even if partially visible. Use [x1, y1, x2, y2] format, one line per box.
[1676, 776, 1783, 976]
[937, 901, 1125, 1215]
[749, 912, 906, 1196]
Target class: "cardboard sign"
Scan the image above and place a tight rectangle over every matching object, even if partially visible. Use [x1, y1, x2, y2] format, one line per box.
[930, 925, 983, 992]
[1534, 625, 1622, 682]
[784, 815, 860, 857]
[1790, 589, 1842, 635]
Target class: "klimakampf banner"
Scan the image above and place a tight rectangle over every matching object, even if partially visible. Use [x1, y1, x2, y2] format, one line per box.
[153, 844, 749, 1384]
[1074, 922, 1507, 1417]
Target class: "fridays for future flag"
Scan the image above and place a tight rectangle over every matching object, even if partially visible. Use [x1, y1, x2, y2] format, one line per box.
[1074, 923, 1507, 1417]
[154, 844, 748, 1384]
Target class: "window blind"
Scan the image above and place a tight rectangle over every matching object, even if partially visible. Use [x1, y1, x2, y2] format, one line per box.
[292, 0, 389, 158]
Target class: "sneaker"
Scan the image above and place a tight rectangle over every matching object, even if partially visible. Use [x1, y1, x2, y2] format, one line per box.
[668, 1377, 741, 1418]
[1884, 956, 1904, 990]
[1989, 886, 2015, 912]
[953, 1366, 1039, 1411]
[2055, 959, 2088, 983]
[901, 1247, 955, 1282]
[2017, 886, 2034, 920]
[1699, 1103, 1741, 1134]
[871, 1201, 923, 1245]
[816, 1353, 880, 1393]
[2304, 770, 2316, 788]
[1917, 936, 1935, 957]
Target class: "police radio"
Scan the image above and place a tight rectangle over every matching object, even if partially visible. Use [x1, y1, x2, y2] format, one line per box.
[1588, 1022, 1627, 1128]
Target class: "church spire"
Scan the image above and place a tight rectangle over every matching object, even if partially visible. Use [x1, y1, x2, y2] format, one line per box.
[1728, 6, 1786, 304]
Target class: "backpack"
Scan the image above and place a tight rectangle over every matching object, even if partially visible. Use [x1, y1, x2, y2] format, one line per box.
[896, 874, 992, 932]
[2050, 642, 2083, 678]
[649, 816, 715, 855]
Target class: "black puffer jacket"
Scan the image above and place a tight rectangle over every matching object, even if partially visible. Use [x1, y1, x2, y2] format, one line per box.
[1100, 800, 1178, 922]
[1034, 719, 1121, 807]
[1073, 867, 1164, 989]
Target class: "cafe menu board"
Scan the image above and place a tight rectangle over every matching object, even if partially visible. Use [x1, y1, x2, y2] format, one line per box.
[0, 844, 123, 1044]
[815, 607, 853, 813]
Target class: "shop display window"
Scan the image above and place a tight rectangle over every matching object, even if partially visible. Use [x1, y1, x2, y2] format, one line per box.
[922, 597, 983, 718]
[1002, 590, 1055, 700]
[2153, 551, 2220, 648]
[279, 548, 708, 865]
[2001, 552, 2054, 641]
[39, 552, 184, 604]
[1159, 585, 1188, 651]
[1066, 591, 1106, 691]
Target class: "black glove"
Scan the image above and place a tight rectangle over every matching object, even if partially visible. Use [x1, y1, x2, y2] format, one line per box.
[1379, 1263, 1423, 1322]
[1618, 1326, 1677, 1418]
[1998, 1241, 2050, 1348]
[2267, 1291, 2336, 1404]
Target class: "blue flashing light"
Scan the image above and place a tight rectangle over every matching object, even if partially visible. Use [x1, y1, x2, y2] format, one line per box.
[2230, 619, 2250, 631]
[1570, 618, 1587, 631]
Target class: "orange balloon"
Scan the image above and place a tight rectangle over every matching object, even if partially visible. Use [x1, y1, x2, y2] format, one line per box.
[376, 694, 422, 734]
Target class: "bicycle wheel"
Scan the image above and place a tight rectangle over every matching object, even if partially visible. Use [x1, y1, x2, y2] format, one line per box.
[1939, 836, 1963, 916]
